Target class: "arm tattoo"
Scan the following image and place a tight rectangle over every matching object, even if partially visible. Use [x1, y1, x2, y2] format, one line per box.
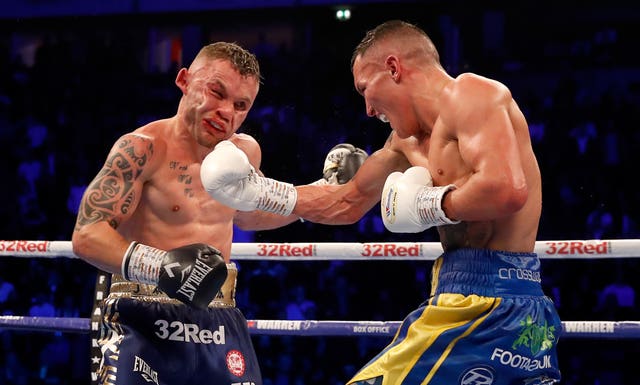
[75, 138, 152, 229]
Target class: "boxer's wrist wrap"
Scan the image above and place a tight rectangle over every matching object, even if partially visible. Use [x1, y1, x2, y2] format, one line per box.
[309, 178, 329, 186]
[256, 176, 297, 216]
[121, 241, 167, 285]
[416, 184, 460, 226]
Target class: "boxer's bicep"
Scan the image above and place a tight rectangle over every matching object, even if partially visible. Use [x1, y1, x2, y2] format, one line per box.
[76, 134, 155, 230]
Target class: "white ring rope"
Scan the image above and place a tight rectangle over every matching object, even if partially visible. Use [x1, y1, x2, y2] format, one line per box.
[0, 239, 638, 260]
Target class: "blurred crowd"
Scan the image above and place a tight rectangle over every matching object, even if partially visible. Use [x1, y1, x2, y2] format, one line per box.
[1, 3, 639, 384]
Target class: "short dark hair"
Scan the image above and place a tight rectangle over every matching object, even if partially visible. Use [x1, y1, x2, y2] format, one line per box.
[351, 20, 433, 70]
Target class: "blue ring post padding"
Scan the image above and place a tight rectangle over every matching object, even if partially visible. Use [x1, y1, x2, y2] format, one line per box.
[1, 316, 640, 339]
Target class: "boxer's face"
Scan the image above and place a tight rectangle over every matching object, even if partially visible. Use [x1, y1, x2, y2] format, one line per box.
[179, 58, 259, 148]
[353, 54, 412, 138]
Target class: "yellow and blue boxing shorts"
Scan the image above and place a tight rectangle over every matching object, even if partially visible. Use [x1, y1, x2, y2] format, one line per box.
[347, 248, 561, 385]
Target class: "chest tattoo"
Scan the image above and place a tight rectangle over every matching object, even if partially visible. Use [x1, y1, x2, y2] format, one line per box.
[170, 160, 195, 198]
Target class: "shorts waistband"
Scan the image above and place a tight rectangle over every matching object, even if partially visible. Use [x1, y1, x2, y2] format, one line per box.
[431, 249, 544, 297]
[108, 263, 237, 308]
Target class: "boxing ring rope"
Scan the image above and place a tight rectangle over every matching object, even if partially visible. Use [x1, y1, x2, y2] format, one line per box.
[1, 239, 638, 260]
[1, 239, 639, 339]
[1, 315, 639, 339]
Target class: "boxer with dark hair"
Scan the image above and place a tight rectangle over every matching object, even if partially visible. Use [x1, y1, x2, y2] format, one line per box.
[202, 20, 561, 385]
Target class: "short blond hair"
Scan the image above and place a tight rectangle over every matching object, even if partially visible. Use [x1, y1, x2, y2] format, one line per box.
[194, 42, 261, 81]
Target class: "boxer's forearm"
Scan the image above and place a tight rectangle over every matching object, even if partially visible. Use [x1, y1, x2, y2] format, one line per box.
[72, 221, 131, 274]
[293, 183, 374, 225]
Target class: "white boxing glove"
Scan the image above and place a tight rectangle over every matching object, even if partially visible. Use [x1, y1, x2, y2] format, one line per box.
[381, 166, 460, 233]
[200, 141, 297, 216]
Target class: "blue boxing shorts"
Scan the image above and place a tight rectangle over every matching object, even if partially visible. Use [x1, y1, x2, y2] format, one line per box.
[347, 249, 561, 385]
[96, 264, 261, 385]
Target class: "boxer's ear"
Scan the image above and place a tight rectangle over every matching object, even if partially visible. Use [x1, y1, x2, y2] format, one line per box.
[175, 68, 189, 93]
[385, 55, 400, 82]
